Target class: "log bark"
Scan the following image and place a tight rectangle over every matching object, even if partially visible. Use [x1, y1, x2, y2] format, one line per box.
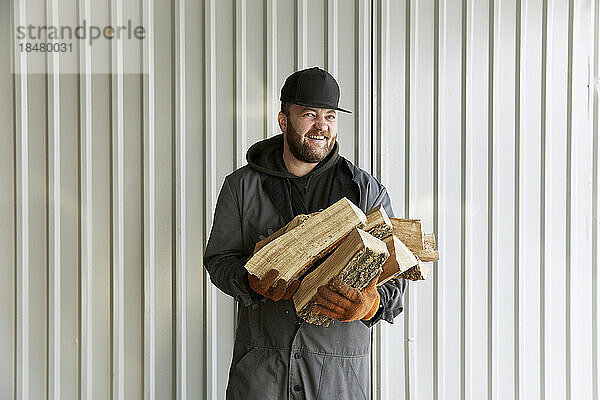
[294, 228, 389, 326]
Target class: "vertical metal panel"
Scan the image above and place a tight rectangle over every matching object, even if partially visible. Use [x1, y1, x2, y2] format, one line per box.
[487, 4, 495, 399]
[373, 1, 390, 399]
[461, 0, 468, 396]
[173, 0, 188, 395]
[0, 0, 15, 397]
[432, 0, 441, 396]
[77, 0, 94, 398]
[594, 2, 600, 399]
[276, 0, 295, 111]
[295, 0, 307, 68]
[540, 0, 549, 398]
[153, 0, 174, 394]
[517, 0, 543, 399]
[514, 0, 522, 393]
[436, 0, 463, 398]
[45, 0, 61, 397]
[122, 2, 144, 398]
[110, 0, 126, 397]
[569, 1, 594, 399]
[326, 0, 338, 77]
[203, 0, 218, 399]
[356, 0, 370, 170]
[142, 0, 157, 397]
[566, 0, 574, 397]
[185, 0, 207, 396]
[383, 0, 408, 213]
[235, 0, 248, 166]
[246, 0, 267, 145]
[57, 3, 82, 398]
[491, 0, 518, 398]
[266, 0, 278, 138]
[408, 0, 436, 399]
[335, 0, 357, 162]
[89, 2, 113, 397]
[13, 0, 29, 399]
[464, 0, 490, 398]
[306, 0, 325, 67]
[26, 3, 48, 398]
[543, 0, 569, 398]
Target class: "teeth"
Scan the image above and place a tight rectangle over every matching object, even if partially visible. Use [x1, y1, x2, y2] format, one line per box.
[308, 135, 325, 140]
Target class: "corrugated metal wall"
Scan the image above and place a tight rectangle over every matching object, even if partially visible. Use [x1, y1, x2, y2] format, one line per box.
[1, 0, 599, 399]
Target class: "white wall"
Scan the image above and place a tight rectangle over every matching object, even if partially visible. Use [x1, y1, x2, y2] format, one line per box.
[1, 0, 598, 399]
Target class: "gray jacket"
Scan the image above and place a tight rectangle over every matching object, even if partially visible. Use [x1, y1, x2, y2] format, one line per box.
[204, 136, 407, 400]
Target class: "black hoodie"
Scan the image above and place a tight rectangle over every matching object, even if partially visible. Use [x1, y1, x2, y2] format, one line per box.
[246, 134, 340, 214]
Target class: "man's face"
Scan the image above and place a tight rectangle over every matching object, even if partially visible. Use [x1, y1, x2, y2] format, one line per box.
[282, 104, 338, 163]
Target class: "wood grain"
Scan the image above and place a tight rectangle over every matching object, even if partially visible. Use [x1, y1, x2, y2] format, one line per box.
[245, 197, 366, 283]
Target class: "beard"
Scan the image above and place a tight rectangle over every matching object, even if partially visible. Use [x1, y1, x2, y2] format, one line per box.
[285, 123, 336, 163]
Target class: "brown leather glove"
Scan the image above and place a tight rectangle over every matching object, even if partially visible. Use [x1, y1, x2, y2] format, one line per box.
[248, 269, 300, 301]
[312, 271, 381, 321]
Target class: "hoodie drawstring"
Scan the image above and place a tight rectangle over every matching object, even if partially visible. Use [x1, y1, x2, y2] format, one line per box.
[303, 174, 314, 194]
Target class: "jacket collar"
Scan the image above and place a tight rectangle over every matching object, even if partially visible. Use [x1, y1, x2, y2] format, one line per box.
[328, 157, 360, 208]
[261, 157, 361, 224]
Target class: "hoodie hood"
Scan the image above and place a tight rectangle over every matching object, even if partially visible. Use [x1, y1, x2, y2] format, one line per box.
[246, 134, 339, 179]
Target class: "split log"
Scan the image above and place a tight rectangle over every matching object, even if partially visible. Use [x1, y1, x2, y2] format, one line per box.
[377, 235, 418, 284]
[362, 205, 393, 239]
[390, 218, 425, 253]
[245, 198, 367, 283]
[390, 218, 439, 262]
[294, 228, 389, 326]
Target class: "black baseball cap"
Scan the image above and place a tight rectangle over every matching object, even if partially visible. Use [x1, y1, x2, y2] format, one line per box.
[280, 67, 351, 113]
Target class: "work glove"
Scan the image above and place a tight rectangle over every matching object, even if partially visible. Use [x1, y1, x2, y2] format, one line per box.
[248, 269, 300, 301]
[312, 271, 381, 322]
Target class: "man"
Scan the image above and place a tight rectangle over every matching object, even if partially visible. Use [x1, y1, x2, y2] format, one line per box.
[204, 66, 407, 400]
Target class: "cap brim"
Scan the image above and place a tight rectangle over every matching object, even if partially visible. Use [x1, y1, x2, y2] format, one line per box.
[283, 100, 352, 114]
[334, 106, 352, 114]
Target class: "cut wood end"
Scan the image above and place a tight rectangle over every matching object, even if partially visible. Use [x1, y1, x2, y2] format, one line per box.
[297, 247, 386, 326]
[398, 262, 430, 281]
[363, 205, 393, 239]
[293, 228, 388, 312]
[355, 228, 389, 257]
[423, 233, 436, 249]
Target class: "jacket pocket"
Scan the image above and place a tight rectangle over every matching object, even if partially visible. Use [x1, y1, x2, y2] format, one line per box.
[226, 345, 277, 400]
[317, 355, 370, 400]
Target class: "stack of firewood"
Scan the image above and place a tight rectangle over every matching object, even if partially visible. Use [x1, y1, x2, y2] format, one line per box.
[245, 198, 438, 326]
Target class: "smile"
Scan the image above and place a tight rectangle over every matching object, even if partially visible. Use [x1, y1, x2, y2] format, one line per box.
[306, 134, 326, 141]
